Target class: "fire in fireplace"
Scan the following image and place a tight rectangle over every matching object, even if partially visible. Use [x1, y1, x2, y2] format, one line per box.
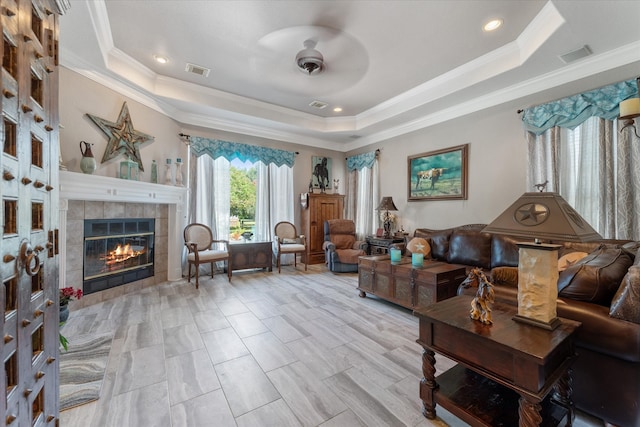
[83, 218, 155, 294]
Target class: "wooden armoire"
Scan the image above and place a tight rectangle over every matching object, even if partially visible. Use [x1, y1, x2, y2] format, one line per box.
[300, 193, 344, 264]
[1, 0, 65, 425]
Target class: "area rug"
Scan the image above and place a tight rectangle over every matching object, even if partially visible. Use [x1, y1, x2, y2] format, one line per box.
[59, 332, 113, 411]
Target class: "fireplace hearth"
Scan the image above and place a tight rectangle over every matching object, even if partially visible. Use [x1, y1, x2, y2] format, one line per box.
[83, 218, 155, 294]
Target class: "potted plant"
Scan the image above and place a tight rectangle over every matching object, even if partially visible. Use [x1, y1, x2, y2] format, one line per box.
[59, 287, 82, 323]
[59, 287, 82, 351]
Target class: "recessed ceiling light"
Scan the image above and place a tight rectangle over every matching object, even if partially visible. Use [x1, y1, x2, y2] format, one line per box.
[483, 19, 503, 32]
[333, 107, 343, 113]
[154, 55, 168, 64]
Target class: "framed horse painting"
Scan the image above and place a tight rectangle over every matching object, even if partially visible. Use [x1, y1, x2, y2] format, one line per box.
[408, 144, 468, 201]
[311, 156, 332, 191]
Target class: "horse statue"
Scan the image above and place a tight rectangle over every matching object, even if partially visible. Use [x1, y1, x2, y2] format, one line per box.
[313, 157, 329, 191]
[461, 267, 495, 325]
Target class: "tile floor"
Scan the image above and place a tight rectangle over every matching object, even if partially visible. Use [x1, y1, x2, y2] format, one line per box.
[59, 265, 605, 426]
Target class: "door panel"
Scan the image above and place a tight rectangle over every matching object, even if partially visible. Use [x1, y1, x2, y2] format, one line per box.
[2, 0, 61, 425]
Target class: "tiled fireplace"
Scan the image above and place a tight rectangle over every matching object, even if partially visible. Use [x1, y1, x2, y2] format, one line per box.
[83, 218, 155, 294]
[59, 171, 187, 307]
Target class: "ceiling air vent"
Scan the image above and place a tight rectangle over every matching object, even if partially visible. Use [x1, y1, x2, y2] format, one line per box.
[309, 100, 328, 109]
[185, 63, 210, 77]
[559, 45, 592, 64]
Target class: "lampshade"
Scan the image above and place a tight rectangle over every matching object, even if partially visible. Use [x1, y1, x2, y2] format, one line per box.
[377, 196, 398, 211]
[620, 98, 640, 120]
[482, 192, 601, 242]
[484, 192, 601, 330]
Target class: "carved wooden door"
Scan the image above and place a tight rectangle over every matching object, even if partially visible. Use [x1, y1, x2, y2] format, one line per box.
[1, 0, 63, 425]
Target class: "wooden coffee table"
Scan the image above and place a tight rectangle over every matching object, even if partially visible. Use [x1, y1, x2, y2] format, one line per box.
[414, 295, 581, 427]
[358, 255, 466, 310]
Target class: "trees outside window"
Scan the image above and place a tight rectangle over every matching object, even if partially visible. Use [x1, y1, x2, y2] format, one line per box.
[229, 160, 256, 239]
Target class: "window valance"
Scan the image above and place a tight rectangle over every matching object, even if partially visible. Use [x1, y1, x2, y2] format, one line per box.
[347, 150, 378, 171]
[189, 136, 296, 167]
[521, 79, 638, 135]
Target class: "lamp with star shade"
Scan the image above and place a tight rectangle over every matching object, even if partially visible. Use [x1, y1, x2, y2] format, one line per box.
[483, 192, 601, 329]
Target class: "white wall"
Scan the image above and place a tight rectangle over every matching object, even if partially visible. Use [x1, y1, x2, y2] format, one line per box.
[59, 68, 346, 229]
[347, 105, 529, 234]
[60, 67, 528, 232]
[59, 68, 186, 181]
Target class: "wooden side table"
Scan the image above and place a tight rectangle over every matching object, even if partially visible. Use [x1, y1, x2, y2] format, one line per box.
[414, 295, 581, 427]
[365, 235, 405, 255]
[228, 240, 272, 272]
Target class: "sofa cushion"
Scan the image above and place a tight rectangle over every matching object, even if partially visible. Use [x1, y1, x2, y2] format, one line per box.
[558, 252, 588, 271]
[490, 234, 520, 268]
[426, 229, 452, 261]
[406, 237, 431, 258]
[558, 247, 633, 306]
[447, 230, 492, 269]
[609, 266, 640, 324]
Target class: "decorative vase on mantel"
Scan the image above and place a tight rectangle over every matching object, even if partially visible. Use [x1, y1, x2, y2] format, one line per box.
[59, 303, 69, 323]
[79, 140, 97, 174]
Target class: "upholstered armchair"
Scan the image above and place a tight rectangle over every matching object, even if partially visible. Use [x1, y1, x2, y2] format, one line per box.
[273, 221, 307, 273]
[323, 219, 367, 273]
[184, 223, 231, 288]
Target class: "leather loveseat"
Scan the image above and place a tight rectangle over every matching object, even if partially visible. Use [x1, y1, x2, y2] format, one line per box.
[410, 224, 640, 427]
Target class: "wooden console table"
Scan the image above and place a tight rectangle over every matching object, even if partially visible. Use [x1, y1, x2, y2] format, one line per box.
[414, 295, 581, 426]
[358, 255, 466, 310]
[229, 240, 272, 272]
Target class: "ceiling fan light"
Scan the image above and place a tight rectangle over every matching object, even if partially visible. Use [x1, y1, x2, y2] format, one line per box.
[295, 40, 324, 75]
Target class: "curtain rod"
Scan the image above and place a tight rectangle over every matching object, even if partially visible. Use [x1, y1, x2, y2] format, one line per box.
[178, 133, 299, 154]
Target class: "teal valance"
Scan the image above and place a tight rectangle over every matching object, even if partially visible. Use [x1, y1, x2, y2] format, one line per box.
[522, 79, 638, 135]
[189, 136, 296, 167]
[347, 150, 378, 171]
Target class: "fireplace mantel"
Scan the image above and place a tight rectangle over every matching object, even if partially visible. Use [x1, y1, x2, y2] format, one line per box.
[59, 171, 188, 285]
[59, 170, 186, 204]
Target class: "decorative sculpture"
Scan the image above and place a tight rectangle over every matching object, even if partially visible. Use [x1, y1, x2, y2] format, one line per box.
[86, 102, 154, 171]
[461, 267, 495, 324]
[313, 157, 329, 191]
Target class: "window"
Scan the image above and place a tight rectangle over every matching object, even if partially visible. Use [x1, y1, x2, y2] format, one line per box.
[528, 116, 640, 240]
[229, 159, 256, 240]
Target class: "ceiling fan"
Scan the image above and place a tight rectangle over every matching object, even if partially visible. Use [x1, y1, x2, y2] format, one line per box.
[295, 39, 325, 75]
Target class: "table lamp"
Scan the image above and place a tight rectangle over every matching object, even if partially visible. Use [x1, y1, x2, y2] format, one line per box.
[377, 196, 398, 239]
[483, 192, 601, 329]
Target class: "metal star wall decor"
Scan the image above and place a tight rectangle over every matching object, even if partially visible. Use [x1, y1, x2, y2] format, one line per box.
[86, 102, 154, 171]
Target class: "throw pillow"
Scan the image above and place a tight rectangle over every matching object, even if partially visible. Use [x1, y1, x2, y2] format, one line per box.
[491, 266, 519, 287]
[282, 238, 300, 244]
[609, 266, 640, 324]
[558, 247, 633, 306]
[406, 237, 431, 258]
[558, 252, 588, 272]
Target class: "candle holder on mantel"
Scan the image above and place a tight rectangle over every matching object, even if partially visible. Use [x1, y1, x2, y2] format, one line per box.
[175, 158, 184, 187]
[164, 159, 172, 185]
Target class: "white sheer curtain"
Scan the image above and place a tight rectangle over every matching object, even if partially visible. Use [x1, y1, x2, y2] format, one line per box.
[191, 155, 231, 239]
[346, 159, 380, 240]
[527, 116, 640, 240]
[254, 161, 294, 241]
[255, 161, 294, 264]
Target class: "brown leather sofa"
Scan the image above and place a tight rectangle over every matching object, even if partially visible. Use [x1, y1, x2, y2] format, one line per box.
[411, 224, 640, 427]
